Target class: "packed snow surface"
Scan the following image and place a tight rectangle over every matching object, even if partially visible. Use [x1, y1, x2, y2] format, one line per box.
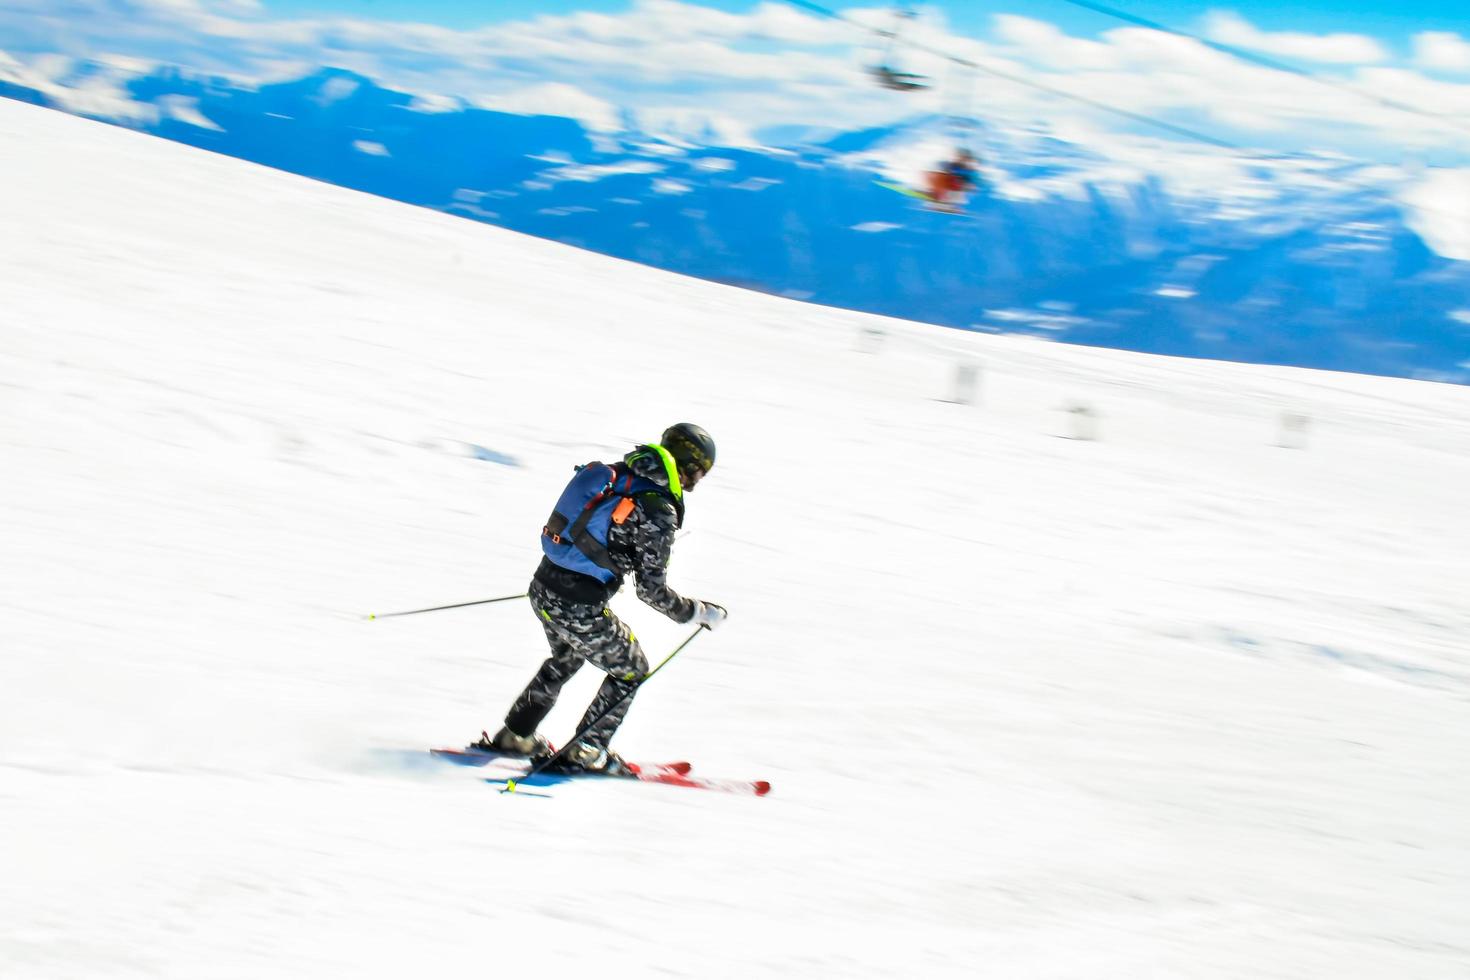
[2, 98, 1469, 978]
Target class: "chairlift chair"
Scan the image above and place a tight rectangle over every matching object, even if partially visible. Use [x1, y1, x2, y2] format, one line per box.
[865, 6, 929, 92]
[868, 64, 929, 91]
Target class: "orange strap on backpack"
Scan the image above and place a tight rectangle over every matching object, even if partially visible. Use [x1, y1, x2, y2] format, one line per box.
[610, 497, 636, 525]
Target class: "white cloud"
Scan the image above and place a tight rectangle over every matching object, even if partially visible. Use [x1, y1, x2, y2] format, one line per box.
[981, 16, 1470, 159]
[351, 139, 388, 156]
[2, 0, 1470, 168]
[992, 15, 1119, 71]
[1399, 168, 1470, 260]
[1414, 32, 1470, 74]
[475, 82, 621, 132]
[93, 52, 157, 74]
[634, 107, 758, 147]
[0, 48, 157, 122]
[1204, 12, 1387, 65]
[521, 0, 856, 48]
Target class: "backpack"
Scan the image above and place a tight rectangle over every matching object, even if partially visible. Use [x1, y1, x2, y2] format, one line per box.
[541, 460, 670, 583]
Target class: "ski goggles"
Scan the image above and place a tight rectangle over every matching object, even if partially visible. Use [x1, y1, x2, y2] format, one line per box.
[670, 443, 713, 489]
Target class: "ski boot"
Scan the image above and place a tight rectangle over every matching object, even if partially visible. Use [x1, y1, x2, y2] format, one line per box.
[549, 741, 634, 777]
[472, 726, 553, 760]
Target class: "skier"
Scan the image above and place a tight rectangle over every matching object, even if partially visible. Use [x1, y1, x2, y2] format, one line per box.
[476, 424, 727, 775]
[923, 148, 981, 211]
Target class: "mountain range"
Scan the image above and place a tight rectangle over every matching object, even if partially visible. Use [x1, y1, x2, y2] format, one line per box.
[3, 57, 1467, 383]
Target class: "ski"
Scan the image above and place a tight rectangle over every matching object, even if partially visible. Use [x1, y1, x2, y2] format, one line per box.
[491, 761, 770, 797]
[875, 178, 930, 200]
[625, 765, 771, 796]
[429, 746, 691, 777]
[431, 747, 769, 796]
[874, 179, 972, 214]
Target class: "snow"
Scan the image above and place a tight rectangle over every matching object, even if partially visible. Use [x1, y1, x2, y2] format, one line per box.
[2, 97, 1470, 978]
[314, 76, 359, 106]
[693, 157, 737, 172]
[730, 176, 781, 191]
[1400, 168, 1470, 262]
[405, 93, 461, 115]
[538, 159, 665, 183]
[474, 83, 623, 134]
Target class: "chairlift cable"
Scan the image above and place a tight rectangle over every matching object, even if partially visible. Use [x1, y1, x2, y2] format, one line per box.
[790, 0, 1462, 227]
[1049, 0, 1470, 138]
[784, 0, 1241, 149]
[965, 60, 1241, 148]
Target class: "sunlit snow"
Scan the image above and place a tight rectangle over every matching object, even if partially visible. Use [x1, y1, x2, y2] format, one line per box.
[3, 98, 1469, 979]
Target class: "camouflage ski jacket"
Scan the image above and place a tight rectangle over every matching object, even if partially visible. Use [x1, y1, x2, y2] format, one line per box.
[533, 447, 696, 623]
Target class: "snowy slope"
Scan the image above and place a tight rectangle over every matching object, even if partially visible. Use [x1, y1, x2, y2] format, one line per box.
[2, 97, 1470, 979]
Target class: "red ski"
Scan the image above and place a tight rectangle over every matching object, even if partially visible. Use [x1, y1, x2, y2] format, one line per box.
[430, 746, 691, 778]
[626, 763, 771, 796]
[432, 746, 769, 796]
[498, 765, 770, 796]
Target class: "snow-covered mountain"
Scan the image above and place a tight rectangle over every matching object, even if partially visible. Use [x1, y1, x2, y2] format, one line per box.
[4, 56, 1469, 383]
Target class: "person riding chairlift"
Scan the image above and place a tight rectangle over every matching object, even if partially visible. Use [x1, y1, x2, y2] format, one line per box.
[924, 148, 980, 209]
[869, 64, 928, 92]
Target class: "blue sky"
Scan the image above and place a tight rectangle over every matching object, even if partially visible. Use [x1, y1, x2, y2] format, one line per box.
[257, 0, 1470, 45]
[4, 0, 1470, 164]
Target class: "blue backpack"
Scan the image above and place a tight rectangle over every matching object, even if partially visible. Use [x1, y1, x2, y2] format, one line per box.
[541, 459, 673, 583]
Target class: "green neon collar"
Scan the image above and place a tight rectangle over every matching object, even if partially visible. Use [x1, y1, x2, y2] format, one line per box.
[647, 444, 683, 500]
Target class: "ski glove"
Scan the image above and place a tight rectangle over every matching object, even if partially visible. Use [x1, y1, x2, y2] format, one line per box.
[690, 600, 728, 630]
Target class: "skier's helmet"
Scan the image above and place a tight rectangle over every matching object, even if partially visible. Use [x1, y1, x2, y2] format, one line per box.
[661, 423, 716, 490]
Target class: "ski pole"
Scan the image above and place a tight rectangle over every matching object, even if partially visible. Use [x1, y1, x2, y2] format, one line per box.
[364, 593, 528, 620]
[500, 624, 708, 794]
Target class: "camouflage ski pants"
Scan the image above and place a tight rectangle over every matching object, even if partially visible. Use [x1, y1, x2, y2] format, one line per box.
[503, 580, 649, 749]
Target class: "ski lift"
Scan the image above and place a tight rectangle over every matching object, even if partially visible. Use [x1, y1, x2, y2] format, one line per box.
[866, 6, 929, 92]
[869, 65, 929, 92]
